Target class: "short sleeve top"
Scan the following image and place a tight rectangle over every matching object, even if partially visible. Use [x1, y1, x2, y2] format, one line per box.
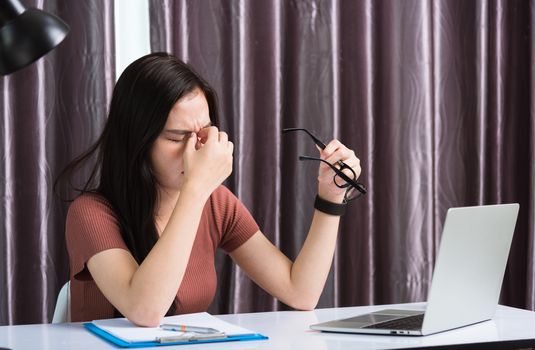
[65, 185, 259, 322]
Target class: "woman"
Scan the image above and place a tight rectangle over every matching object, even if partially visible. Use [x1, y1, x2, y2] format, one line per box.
[60, 52, 361, 326]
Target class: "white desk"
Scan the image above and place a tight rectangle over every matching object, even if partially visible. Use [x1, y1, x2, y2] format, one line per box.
[1, 303, 535, 349]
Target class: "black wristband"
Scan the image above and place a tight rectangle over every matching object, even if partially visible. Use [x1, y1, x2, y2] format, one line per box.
[314, 195, 346, 216]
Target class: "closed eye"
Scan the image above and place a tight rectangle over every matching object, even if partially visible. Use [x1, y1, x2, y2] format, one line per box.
[168, 131, 192, 143]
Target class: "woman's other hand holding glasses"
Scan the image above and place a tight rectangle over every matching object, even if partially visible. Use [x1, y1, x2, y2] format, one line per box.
[317, 139, 362, 204]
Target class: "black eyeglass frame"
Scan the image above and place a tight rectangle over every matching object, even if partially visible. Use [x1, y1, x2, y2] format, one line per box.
[282, 128, 367, 202]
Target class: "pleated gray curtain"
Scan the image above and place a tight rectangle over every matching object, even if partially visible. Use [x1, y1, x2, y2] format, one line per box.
[0, 0, 115, 324]
[150, 0, 535, 314]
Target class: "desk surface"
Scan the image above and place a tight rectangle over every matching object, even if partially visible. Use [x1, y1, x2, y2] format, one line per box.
[1, 303, 535, 350]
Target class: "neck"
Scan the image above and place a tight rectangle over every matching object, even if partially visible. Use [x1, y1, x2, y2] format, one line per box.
[155, 186, 180, 220]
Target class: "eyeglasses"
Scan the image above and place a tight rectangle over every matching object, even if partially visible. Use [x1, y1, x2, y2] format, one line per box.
[282, 128, 367, 202]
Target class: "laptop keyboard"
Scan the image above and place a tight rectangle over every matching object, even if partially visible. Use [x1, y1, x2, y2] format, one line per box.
[363, 314, 424, 330]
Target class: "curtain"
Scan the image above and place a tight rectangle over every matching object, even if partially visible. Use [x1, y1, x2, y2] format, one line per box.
[0, 0, 115, 324]
[150, 0, 535, 315]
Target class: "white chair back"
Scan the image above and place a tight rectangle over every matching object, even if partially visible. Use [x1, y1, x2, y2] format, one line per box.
[52, 281, 71, 323]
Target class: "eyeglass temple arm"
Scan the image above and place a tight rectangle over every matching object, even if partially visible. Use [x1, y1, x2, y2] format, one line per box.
[282, 128, 327, 149]
[299, 155, 367, 195]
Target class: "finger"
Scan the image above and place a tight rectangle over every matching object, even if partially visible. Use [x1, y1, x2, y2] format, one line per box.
[339, 157, 360, 169]
[196, 127, 210, 142]
[336, 161, 361, 180]
[227, 140, 234, 153]
[195, 136, 203, 150]
[203, 126, 219, 144]
[219, 131, 228, 143]
[325, 148, 353, 165]
[321, 139, 343, 158]
[337, 159, 361, 179]
[185, 132, 197, 153]
[340, 166, 358, 180]
[318, 157, 360, 181]
[317, 166, 351, 182]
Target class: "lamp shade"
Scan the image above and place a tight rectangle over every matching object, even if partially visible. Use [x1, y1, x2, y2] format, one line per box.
[0, 0, 69, 75]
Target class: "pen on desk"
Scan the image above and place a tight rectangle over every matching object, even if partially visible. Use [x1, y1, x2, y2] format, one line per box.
[160, 324, 221, 334]
[157, 332, 227, 343]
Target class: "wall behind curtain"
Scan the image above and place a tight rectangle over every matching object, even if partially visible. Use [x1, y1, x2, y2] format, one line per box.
[150, 0, 535, 314]
[0, 0, 115, 324]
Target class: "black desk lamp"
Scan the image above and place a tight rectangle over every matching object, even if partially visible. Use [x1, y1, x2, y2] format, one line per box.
[0, 0, 69, 75]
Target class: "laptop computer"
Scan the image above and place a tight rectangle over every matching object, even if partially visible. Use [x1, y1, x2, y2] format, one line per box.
[311, 203, 519, 336]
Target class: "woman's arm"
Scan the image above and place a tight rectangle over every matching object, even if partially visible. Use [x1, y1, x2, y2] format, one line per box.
[86, 127, 233, 327]
[230, 211, 340, 310]
[230, 139, 361, 309]
[86, 184, 207, 326]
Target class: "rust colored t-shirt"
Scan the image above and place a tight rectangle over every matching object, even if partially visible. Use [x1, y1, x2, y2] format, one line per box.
[65, 185, 259, 322]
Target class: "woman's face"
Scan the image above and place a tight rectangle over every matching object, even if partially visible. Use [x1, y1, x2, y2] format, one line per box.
[150, 88, 211, 192]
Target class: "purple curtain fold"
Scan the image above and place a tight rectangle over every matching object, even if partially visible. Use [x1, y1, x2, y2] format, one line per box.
[0, 0, 115, 324]
[150, 0, 535, 315]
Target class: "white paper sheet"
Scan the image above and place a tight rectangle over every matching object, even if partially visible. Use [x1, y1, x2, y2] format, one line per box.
[92, 312, 256, 343]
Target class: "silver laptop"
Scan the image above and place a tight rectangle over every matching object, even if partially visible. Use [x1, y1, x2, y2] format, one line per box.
[311, 203, 519, 336]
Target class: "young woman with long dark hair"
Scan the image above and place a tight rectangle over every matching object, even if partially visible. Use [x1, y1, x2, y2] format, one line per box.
[58, 52, 362, 326]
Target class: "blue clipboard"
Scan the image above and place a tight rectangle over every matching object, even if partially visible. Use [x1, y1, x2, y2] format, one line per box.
[84, 323, 268, 348]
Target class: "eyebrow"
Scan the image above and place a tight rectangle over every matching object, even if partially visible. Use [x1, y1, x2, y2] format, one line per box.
[165, 122, 212, 135]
